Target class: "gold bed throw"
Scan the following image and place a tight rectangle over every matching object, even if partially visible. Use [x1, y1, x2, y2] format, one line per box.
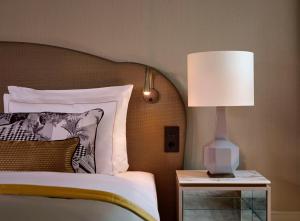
[0, 184, 156, 221]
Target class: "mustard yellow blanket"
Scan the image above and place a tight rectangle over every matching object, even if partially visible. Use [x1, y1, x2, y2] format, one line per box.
[0, 184, 156, 221]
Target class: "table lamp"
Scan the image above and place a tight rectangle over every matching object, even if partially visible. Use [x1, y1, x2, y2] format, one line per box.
[187, 51, 254, 175]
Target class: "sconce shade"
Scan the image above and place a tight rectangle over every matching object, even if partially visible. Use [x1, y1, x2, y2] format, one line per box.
[188, 51, 254, 107]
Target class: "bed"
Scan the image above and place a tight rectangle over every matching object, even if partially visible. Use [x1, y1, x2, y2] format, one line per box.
[0, 42, 186, 221]
[0, 171, 158, 221]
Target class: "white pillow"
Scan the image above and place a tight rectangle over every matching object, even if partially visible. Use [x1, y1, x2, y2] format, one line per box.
[7, 84, 133, 174]
[4, 94, 117, 175]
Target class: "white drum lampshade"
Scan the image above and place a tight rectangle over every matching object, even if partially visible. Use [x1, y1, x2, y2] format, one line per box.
[188, 51, 254, 107]
[187, 51, 254, 175]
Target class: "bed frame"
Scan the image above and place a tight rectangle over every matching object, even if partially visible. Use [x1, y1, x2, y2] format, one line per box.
[0, 42, 186, 221]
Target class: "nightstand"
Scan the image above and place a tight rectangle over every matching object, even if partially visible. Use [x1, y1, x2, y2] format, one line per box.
[176, 170, 271, 221]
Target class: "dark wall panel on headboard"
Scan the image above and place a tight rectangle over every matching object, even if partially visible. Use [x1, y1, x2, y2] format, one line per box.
[0, 42, 186, 221]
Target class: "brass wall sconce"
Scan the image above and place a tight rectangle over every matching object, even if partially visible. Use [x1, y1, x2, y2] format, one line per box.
[143, 67, 159, 103]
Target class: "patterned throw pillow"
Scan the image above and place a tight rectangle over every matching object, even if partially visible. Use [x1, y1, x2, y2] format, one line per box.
[0, 109, 104, 173]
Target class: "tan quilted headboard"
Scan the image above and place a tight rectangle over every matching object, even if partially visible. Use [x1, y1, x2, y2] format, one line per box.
[0, 42, 186, 221]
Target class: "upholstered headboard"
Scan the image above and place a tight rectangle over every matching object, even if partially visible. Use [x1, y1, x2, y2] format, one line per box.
[0, 42, 186, 221]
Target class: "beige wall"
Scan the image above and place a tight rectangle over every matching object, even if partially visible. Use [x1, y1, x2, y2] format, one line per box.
[0, 0, 299, 215]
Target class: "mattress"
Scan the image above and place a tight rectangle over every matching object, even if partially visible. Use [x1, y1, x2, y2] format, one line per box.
[0, 171, 159, 221]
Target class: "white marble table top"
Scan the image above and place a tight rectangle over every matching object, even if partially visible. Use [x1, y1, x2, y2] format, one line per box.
[176, 170, 271, 185]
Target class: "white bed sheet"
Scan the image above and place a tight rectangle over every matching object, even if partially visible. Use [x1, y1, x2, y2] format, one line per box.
[0, 171, 159, 221]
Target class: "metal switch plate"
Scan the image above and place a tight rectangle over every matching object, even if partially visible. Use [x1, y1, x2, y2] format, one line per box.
[164, 126, 179, 152]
